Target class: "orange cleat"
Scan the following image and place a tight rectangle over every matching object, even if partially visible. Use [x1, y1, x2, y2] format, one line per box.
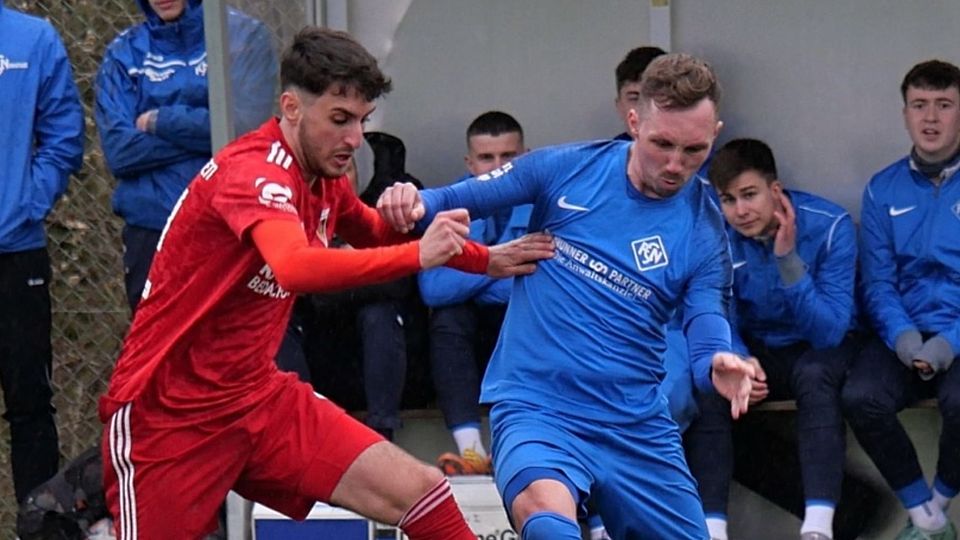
[437, 448, 492, 476]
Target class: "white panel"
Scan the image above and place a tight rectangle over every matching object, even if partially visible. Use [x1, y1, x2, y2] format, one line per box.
[649, 0, 671, 51]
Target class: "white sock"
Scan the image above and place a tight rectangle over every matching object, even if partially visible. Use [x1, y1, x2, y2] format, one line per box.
[800, 504, 835, 538]
[589, 525, 610, 540]
[705, 517, 728, 540]
[451, 425, 486, 457]
[933, 486, 954, 511]
[907, 501, 948, 532]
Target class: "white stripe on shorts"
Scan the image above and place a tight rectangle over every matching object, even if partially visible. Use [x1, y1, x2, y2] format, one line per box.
[109, 404, 138, 539]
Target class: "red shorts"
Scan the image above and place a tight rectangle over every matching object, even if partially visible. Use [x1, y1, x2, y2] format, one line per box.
[101, 373, 383, 539]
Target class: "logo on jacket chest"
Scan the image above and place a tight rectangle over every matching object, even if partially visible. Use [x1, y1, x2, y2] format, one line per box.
[631, 235, 669, 272]
[0, 55, 29, 76]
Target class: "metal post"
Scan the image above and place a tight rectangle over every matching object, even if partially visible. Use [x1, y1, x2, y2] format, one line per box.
[203, 0, 235, 152]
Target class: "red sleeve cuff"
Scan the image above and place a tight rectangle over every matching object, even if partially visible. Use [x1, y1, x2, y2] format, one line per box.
[443, 241, 489, 274]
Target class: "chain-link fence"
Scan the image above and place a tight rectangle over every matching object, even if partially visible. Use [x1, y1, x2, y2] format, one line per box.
[1, 1, 307, 535]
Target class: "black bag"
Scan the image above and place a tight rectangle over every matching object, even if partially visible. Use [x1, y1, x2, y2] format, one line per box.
[17, 446, 108, 540]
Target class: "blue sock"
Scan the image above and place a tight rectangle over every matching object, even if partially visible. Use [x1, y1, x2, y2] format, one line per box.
[521, 512, 582, 540]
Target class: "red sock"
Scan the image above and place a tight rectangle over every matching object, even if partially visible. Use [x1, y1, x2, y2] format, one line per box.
[398, 478, 475, 540]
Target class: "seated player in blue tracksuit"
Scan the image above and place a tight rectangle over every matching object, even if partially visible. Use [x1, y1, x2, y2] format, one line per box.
[419, 111, 531, 476]
[841, 59, 960, 540]
[95, 0, 276, 312]
[378, 54, 758, 540]
[684, 139, 858, 540]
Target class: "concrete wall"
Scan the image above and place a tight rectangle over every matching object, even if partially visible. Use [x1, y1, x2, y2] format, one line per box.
[351, 0, 960, 218]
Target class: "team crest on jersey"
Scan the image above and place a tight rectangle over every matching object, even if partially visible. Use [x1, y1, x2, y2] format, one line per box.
[316, 208, 331, 247]
[475, 162, 513, 182]
[255, 177, 297, 215]
[631, 235, 669, 272]
[953, 200, 960, 221]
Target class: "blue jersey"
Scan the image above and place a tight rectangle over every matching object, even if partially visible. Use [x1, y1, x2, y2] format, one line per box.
[860, 156, 960, 354]
[420, 139, 731, 422]
[728, 189, 857, 351]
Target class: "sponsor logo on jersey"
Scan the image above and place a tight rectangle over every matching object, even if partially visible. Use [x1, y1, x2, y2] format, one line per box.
[557, 196, 589, 212]
[888, 205, 917, 217]
[475, 162, 513, 182]
[631, 235, 669, 272]
[247, 264, 290, 299]
[0, 55, 29, 76]
[732, 260, 747, 270]
[266, 141, 293, 169]
[255, 177, 297, 214]
[316, 208, 331, 247]
[953, 200, 960, 221]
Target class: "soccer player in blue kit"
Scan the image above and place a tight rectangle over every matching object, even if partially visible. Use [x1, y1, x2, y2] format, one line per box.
[379, 53, 757, 539]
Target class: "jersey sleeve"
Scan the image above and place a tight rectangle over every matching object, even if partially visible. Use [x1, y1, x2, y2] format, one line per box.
[210, 160, 303, 240]
[682, 203, 733, 324]
[683, 202, 734, 394]
[419, 149, 548, 229]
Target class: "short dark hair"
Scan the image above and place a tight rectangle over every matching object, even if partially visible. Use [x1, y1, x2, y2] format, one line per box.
[466, 111, 524, 144]
[900, 59, 960, 103]
[616, 46, 667, 92]
[708, 138, 778, 193]
[280, 26, 392, 101]
[639, 53, 721, 113]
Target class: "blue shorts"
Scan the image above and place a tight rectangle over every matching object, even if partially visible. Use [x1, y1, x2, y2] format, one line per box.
[490, 399, 708, 540]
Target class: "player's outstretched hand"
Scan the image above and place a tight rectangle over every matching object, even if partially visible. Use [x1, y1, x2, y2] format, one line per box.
[377, 182, 425, 233]
[419, 209, 471, 269]
[711, 352, 758, 419]
[487, 232, 555, 278]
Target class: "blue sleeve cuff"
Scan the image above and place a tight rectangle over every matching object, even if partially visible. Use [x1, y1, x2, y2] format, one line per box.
[686, 313, 733, 394]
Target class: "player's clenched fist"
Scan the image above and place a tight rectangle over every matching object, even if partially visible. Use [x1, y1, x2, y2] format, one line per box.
[377, 181, 425, 233]
[418, 209, 471, 268]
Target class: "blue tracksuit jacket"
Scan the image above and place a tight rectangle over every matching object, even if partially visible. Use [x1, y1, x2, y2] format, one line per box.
[860, 155, 960, 364]
[95, 0, 276, 231]
[0, 0, 84, 252]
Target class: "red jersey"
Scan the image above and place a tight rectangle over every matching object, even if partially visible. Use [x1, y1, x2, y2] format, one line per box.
[99, 119, 442, 422]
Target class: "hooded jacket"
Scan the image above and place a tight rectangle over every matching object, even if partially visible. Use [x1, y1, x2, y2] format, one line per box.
[95, 0, 276, 231]
[0, 0, 84, 252]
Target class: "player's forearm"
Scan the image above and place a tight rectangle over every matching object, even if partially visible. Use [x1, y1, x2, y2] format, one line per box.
[272, 242, 422, 293]
[686, 312, 733, 394]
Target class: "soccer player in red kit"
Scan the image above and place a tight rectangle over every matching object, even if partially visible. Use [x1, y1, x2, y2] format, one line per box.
[98, 27, 554, 539]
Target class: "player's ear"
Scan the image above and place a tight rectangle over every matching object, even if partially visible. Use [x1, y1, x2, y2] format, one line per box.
[279, 90, 301, 123]
[627, 107, 640, 137]
[770, 180, 784, 198]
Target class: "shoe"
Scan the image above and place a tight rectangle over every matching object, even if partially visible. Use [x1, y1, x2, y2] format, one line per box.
[437, 448, 492, 475]
[895, 521, 957, 540]
[800, 533, 831, 540]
